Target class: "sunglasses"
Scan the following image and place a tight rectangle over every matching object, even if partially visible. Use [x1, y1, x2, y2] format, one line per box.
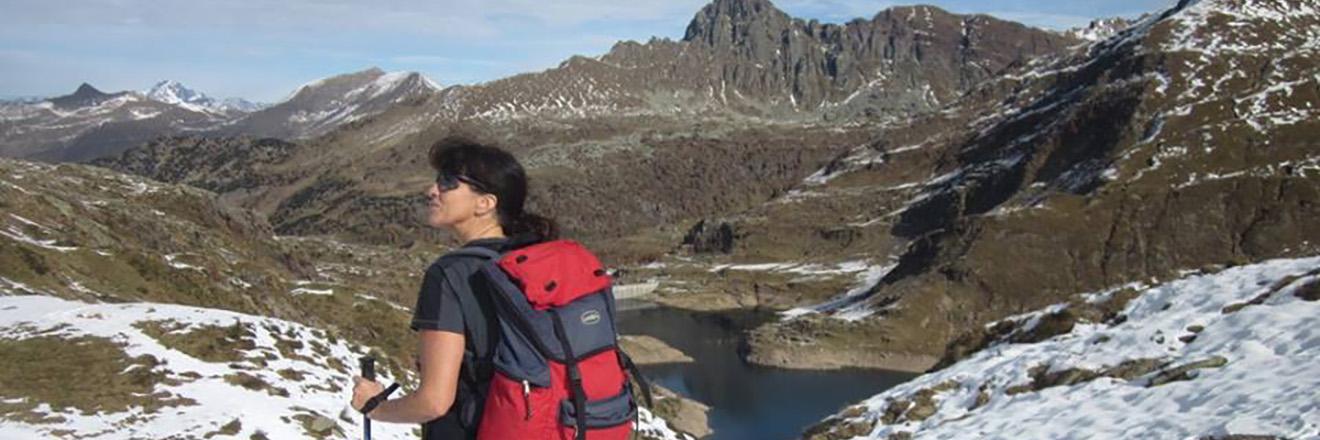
[435, 172, 489, 193]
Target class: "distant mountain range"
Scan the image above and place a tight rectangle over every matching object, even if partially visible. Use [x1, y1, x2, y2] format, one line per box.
[0, 69, 439, 162]
[3, 1, 1092, 164]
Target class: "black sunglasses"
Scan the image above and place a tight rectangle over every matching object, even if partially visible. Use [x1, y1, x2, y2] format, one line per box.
[435, 172, 489, 193]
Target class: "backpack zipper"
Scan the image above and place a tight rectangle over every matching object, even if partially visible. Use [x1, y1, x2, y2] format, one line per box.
[522, 380, 533, 420]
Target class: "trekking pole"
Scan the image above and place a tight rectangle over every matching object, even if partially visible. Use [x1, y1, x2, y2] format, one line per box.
[360, 356, 375, 440]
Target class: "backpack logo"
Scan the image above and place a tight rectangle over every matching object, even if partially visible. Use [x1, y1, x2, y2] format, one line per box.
[580, 310, 601, 325]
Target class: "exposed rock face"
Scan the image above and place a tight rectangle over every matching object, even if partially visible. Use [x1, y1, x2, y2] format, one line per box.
[431, 0, 1078, 124]
[683, 219, 739, 254]
[680, 0, 1079, 116]
[741, 0, 1320, 367]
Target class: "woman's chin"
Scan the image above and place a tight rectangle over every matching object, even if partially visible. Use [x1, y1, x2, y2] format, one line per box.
[425, 214, 448, 228]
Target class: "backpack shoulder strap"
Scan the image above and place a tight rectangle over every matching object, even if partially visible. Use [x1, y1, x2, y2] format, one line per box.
[442, 246, 502, 261]
[436, 247, 501, 380]
[435, 246, 504, 430]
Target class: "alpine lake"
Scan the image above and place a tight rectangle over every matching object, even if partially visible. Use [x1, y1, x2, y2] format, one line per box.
[616, 300, 918, 440]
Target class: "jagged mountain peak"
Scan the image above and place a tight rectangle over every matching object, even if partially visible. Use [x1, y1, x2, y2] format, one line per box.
[683, 0, 791, 44]
[47, 82, 128, 109]
[71, 83, 108, 98]
[691, 0, 782, 20]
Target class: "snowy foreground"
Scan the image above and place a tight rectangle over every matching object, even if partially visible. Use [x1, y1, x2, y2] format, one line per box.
[0, 296, 683, 439]
[813, 256, 1320, 439]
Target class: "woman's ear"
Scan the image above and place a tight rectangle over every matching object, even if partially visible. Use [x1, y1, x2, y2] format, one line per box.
[475, 193, 499, 217]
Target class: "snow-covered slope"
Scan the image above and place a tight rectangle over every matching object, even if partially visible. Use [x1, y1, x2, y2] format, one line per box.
[806, 255, 1320, 439]
[0, 295, 414, 439]
[1060, 17, 1137, 42]
[221, 68, 442, 140]
[0, 295, 689, 440]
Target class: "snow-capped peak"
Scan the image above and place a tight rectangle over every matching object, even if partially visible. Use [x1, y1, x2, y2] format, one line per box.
[143, 81, 264, 114]
[145, 80, 209, 106]
[1063, 17, 1138, 42]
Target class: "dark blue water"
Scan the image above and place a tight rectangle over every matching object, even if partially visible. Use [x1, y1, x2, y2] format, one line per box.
[617, 302, 916, 440]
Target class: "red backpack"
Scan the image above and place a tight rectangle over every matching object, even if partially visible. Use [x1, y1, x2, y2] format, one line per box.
[454, 239, 651, 440]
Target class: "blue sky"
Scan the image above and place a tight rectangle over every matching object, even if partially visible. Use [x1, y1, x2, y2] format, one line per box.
[1, 0, 1170, 103]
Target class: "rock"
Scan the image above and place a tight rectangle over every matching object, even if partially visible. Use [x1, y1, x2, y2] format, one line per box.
[1147, 356, 1229, 387]
[646, 384, 712, 438]
[682, 219, 739, 254]
[1295, 278, 1320, 301]
[308, 415, 336, 434]
[618, 335, 694, 365]
[802, 417, 876, 440]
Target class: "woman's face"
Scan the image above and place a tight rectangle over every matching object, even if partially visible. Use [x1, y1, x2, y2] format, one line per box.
[424, 177, 483, 229]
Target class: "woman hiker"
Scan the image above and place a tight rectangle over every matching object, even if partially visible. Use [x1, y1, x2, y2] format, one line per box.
[350, 136, 558, 439]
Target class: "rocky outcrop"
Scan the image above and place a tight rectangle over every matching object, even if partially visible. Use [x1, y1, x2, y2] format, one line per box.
[619, 335, 695, 365]
[682, 219, 739, 254]
[647, 385, 712, 439]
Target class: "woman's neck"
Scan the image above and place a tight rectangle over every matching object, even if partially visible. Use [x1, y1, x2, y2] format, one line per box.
[454, 218, 505, 245]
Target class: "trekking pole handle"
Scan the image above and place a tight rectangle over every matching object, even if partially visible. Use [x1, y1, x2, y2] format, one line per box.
[361, 356, 376, 380]
[360, 356, 375, 440]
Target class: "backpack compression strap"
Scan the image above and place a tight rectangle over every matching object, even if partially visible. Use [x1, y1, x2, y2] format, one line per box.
[549, 310, 591, 440]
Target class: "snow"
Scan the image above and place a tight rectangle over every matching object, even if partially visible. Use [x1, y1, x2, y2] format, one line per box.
[346, 71, 416, 101]
[780, 262, 897, 321]
[228, 277, 253, 290]
[0, 224, 78, 252]
[1064, 17, 1134, 42]
[0, 295, 695, 440]
[0, 277, 52, 296]
[708, 259, 875, 277]
[354, 294, 410, 312]
[635, 407, 696, 440]
[0, 295, 413, 440]
[812, 255, 1320, 439]
[142, 80, 235, 115]
[798, 141, 933, 188]
[0, 179, 34, 195]
[163, 253, 204, 271]
[291, 287, 335, 296]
